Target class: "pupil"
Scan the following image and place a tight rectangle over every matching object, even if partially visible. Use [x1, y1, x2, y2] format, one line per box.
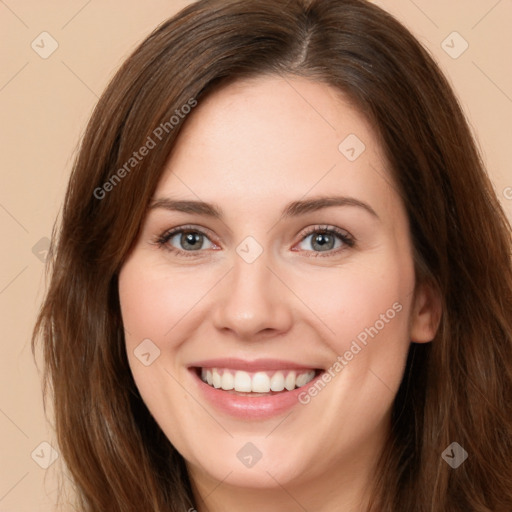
[314, 233, 333, 250]
[183, 232, 201, 250]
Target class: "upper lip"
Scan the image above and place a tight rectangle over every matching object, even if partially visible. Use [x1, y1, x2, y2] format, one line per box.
[189, 358, 322, 372]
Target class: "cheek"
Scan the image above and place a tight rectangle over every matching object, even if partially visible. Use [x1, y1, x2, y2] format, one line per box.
[117, 256, 198, 409]
[118, 258, 206, 447]
[290, 252, 415, 410]
[287, 255, 414, 455]
[294, 258, 413, 351]
[118, 258, 210, 343]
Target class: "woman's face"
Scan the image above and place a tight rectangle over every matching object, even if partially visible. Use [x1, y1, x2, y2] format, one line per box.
[118, 75, 438, 504]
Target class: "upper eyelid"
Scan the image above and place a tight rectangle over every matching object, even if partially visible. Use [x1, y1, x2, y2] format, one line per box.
[159, 224, 353, 249]
[161, 224, 218, 242]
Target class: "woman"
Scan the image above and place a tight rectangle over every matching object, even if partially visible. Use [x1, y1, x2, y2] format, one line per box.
[32, 0, 512, 510]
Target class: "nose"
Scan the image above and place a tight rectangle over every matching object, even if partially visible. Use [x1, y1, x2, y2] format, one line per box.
[212, 247, 294, 341]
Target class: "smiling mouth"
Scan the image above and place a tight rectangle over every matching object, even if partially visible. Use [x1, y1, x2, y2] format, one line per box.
[195, 367, 321, 395]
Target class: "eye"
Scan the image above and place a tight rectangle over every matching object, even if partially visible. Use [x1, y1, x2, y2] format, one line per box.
[295, 225, 355, 257]
[156, 225, 217, 257]
[155, 224, 355, 258]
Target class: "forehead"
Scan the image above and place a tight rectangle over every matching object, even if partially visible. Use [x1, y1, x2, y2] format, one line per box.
[155, 75, 397, 219]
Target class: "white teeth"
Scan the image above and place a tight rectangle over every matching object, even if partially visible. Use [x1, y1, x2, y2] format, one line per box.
[295, 372, 309, 387]
[234, 371, 252, 392]
[221, 371, 234, 391]
[270, 371, 285, 391]
[212, 371, 222, 389]
[251, 372, 270, 393]
[201, 368, 316, 393]
[285, 371, 296, 391]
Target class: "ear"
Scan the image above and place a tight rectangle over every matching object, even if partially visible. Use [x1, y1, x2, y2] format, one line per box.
[409, 280, 442, 343]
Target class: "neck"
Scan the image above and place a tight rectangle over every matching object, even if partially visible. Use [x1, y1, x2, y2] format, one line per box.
[191, 470, 374, 512]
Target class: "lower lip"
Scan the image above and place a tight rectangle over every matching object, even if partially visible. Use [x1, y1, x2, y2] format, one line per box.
[190, 369, 324, 420]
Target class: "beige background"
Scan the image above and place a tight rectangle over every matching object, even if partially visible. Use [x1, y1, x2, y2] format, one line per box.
[1, 0, 511, 510]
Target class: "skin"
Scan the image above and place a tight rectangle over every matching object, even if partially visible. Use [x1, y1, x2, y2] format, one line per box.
[118, 75, 441, 512]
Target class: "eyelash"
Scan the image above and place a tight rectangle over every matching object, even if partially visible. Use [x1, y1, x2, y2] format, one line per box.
[154, 224, 355, 258]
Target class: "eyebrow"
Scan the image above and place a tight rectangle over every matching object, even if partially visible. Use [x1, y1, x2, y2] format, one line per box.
[148, 195, 379, 220]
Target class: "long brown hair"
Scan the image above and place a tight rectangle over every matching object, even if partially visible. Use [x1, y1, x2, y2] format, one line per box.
[32, 0, 512, 510]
